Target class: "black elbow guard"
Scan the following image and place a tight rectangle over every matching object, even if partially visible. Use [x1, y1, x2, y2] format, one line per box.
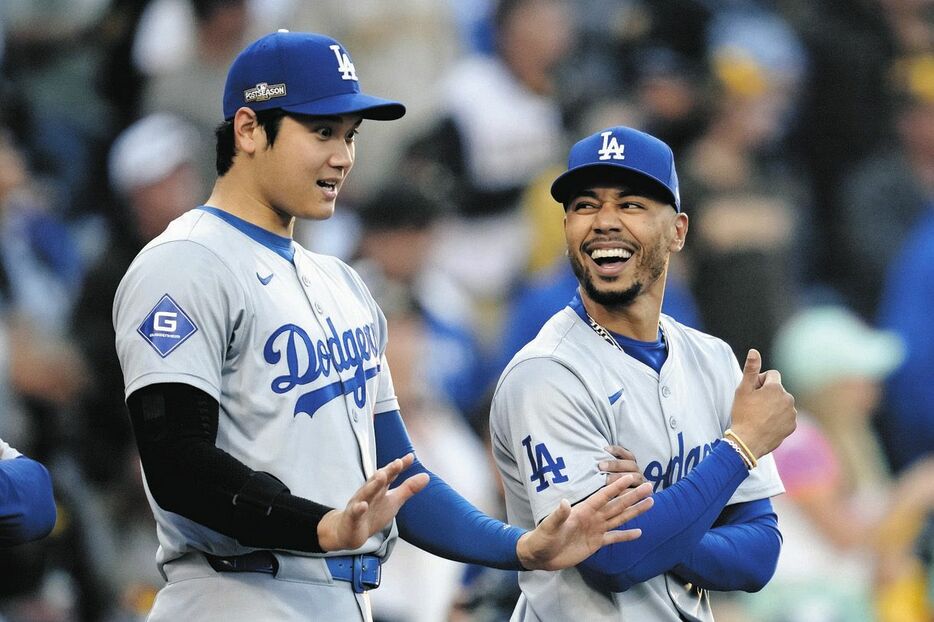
[233, 471, 290, 517]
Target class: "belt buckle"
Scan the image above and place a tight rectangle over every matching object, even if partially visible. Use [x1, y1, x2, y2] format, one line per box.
[351, 555, 380, 593]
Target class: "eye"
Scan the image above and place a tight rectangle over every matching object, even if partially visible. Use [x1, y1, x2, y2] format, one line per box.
[345, 127, 359, 142]
[570, 200, 598, 212]
[314, 125, 334, 139]
[620, 201, 645, 210]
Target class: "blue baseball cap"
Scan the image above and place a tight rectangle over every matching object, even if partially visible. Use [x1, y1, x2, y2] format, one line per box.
[222, 30, 405, 121]
[550, 126, 681, 211]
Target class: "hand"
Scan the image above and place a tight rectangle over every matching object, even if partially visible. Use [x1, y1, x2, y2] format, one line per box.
[599, 445, 644, 487]
[516, 475, 654, 571]
[317, 453, 429, 552]
[729, 349, 797, 459]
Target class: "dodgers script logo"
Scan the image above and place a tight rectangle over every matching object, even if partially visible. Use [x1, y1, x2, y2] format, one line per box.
[597, 130, 625, 161]
[330, 44, 358, 81]
[263, 318, 379, 418]
[643, 432, 715, 492]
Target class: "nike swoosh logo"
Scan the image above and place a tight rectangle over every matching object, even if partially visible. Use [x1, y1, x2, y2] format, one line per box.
[257, 272, 274, 286]
[608, 387, 625, 405]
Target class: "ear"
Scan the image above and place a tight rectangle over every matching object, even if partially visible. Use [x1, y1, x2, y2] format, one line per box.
[669, 212, 689, 252]
[232, 107, 261, 155]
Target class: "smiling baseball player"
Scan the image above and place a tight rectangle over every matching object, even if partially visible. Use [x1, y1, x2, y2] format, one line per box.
[490, 126, 798, 621]
[113, 32, 653, 621]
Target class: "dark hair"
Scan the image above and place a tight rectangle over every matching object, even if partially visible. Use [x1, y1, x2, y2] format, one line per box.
[214, 108, 287, 176]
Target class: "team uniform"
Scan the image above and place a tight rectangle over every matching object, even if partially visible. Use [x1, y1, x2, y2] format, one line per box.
[114, 206, 398, 620]
[490, 303, 784, 621]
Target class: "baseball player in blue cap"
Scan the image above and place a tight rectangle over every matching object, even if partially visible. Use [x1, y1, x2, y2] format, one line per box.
[490, 126, 799, 620]
[113, 31, 653, 621]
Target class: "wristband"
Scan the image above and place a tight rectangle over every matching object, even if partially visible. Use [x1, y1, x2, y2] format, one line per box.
[724, 429, 757, 469]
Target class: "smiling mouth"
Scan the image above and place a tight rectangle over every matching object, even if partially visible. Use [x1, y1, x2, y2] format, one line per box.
[317, 180, 337, 192]
[588, 247, 634, 271]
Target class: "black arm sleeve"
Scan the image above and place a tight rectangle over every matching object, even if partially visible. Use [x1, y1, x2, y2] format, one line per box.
[127, 382, 333, 552]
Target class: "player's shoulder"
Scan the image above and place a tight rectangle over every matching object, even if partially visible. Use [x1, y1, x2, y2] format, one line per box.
[495, 308, 589, 389]
[294, 244, 373, 297]
[134, 208, 236, 269]
[661, 314, 735, 362]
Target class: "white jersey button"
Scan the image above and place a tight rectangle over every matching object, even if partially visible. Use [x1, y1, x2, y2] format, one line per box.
[302, 275, 312, 286]
[668, 416, 678, 429]
[661, 385, 671, 398]
[353, 411, 359, 422]
[314, 302, 324, 314]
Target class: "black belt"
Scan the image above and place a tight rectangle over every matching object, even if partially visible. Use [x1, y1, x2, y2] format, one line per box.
[203, 551, 381, 593]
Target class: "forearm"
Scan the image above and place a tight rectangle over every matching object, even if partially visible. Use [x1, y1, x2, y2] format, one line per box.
[672, 511, 781, 592]
[578, 441, 748, 592]
[0, 456, 57, 545]
[375, 409, 525, 570]
[128, 383, 333, 552]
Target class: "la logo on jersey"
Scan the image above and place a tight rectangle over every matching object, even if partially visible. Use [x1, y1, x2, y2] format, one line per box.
[263, 318, 379, 418]
[330, 44, 357, 81]
[522, 435, 569, 492]
[597, 130, 625, 160]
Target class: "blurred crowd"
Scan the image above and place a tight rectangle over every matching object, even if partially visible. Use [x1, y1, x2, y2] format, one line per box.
[0, 0, 931, 621]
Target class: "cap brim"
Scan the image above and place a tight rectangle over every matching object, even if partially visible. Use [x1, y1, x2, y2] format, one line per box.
[280, 92, 405, 121]
[550, 163, 677, 207]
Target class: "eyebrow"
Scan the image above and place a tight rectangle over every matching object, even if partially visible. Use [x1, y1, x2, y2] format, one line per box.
[571, 187, 637, 201]
[296, 115, 363, 128]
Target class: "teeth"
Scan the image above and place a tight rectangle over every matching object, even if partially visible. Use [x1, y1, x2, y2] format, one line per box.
[591, 248, 632, 260]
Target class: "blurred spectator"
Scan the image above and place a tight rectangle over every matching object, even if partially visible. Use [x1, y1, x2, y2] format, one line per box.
[679, 12, 811, 362]
[352, 181, 488, 426]
[739, 306, 934, 622]
[405, 0, 573, 301]
[366, 301, 499, 622]
[878, 196, 934, 473]
[140, 0, 248, 193]
[1, 0, 115, 214]
[0, 436, 55, 547]
[838, 53, 934, 319]
[72, 113, 200, 487]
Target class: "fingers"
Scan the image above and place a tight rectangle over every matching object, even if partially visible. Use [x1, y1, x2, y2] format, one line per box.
[601, 483, 653, 523]
[540, 498, 572, 532]
[603, 445, 635, 461]
[741, 349, 762, 386]
[603, 527, 643, 545]
[760, 369, 782, 386]
[393, 472, 430, 501]
[587, 473, 635, 507]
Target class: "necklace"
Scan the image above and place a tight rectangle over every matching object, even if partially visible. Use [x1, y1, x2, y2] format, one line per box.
[585, 313, 624, 352]
[584, 312, 664, 352]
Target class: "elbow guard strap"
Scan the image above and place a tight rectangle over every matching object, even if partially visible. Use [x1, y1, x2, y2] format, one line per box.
[232, 471, 290, 518]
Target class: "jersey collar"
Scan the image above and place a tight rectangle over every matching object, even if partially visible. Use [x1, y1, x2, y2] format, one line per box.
[197, 205, 296, 263]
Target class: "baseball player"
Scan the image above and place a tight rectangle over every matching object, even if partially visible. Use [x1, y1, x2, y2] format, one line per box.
[490, 126, 798, 621]
[113, 32, 653, 621]
[0, 437, 56, 546]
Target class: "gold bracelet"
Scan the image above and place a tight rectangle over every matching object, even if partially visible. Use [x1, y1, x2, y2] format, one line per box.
[724, 429, 758, 469]
[722, 437, 753, 470]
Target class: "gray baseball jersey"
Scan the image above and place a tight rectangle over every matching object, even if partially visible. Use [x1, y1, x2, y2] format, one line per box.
[490, 306, 784, 621]
[113, 207, 400, 569]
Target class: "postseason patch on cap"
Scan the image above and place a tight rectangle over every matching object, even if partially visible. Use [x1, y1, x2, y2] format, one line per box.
[137, 294, 198, 358]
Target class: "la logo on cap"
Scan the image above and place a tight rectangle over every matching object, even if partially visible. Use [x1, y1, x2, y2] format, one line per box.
[597, 130, 626, 161]
[330, 44, 357, 81]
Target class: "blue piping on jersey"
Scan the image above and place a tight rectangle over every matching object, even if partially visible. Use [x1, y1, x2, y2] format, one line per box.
[198, 205, 296, 262]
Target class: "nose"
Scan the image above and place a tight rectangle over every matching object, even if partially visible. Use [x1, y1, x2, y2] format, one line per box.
[592, 202, 621, 233]
[328, 140, 354, 172]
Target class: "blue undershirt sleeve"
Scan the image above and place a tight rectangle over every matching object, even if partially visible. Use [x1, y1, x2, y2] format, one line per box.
[0, 456, 57, 546]
[670, 497, 781, 592]
[578, 441, 748, 592]
[375, 410, 525, 570]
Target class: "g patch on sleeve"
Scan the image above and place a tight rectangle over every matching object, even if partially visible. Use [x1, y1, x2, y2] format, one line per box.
[137, 294, 198, 357]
